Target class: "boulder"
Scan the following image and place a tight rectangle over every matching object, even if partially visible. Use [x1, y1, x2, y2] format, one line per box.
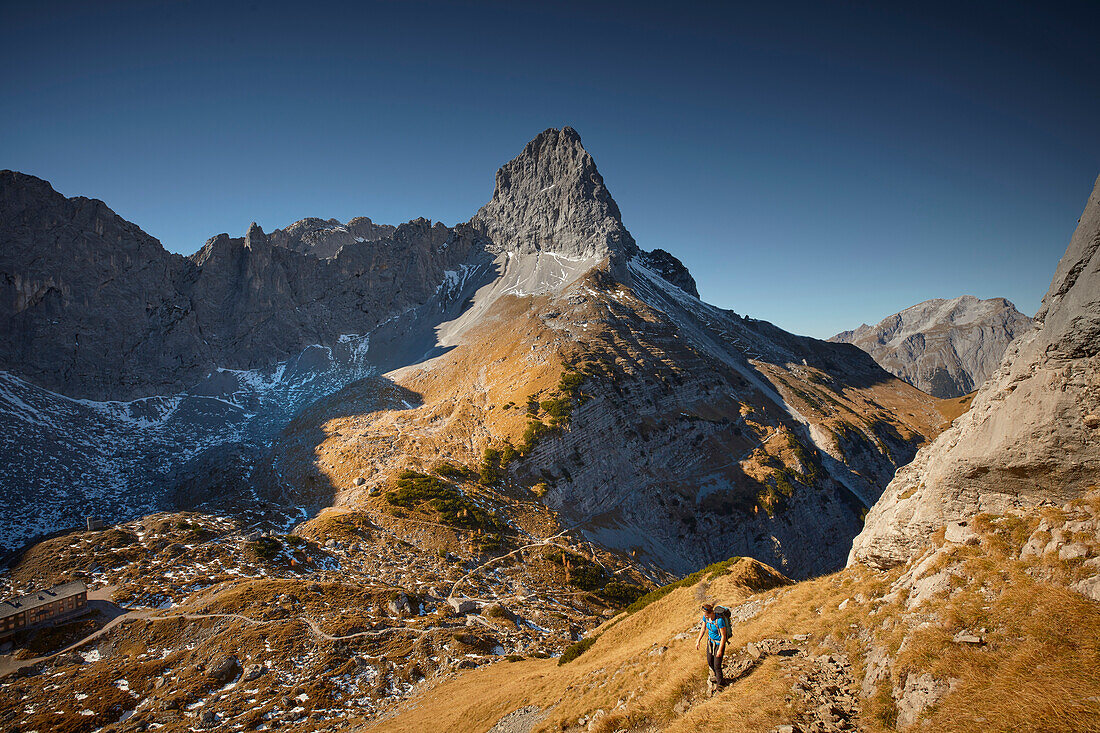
[448, 596, 480, 614]
[894, 672, 950, 729]
[944, 520, 979, 546]
[240, 664, 265, 682]
[1059, 543, 1088, 560]
[387, 593, 415, 617]
[206, 655, 240, 683]
[951, 632, 983, 645]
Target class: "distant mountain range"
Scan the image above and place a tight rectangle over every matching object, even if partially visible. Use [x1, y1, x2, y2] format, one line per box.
[0, 128, 956, 576]
[831, 296, 1033, 398]
[3, 129, 1098, 733]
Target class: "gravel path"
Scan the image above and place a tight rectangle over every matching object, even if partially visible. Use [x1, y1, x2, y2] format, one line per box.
[486, 705, 548, 733]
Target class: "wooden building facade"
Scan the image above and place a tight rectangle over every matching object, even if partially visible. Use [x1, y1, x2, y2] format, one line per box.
[0, 581, 88, 638]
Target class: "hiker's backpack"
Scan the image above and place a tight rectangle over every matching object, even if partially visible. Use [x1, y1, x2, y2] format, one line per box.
[714, 605, 732, 628]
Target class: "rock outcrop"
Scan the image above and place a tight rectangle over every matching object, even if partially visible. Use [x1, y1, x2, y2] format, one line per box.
[472, 126, 638, 260]
[831, 296, 1033, 398]
[850, 174, 1100, 569]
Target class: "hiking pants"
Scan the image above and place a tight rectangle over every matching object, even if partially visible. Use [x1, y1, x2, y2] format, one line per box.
[707, 639, 724, 685]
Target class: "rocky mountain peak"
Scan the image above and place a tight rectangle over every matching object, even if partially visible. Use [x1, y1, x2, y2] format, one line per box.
[472, 126, 638, 259]
[1033, 175, 1100, 358]
[2, 169, 59, 207]
[831, 295, 1033, 398]
[245, 221, 267, 248]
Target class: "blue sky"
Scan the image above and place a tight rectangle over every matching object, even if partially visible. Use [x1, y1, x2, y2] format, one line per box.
[2, 1, 1097, 338]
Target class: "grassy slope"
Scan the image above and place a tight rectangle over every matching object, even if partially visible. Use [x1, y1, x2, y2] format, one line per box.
[360, 558, 793, 733]
[361, 492, 1100, 733]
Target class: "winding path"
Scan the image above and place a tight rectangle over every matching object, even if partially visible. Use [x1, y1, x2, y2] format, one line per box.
[0, 605, 437, 678]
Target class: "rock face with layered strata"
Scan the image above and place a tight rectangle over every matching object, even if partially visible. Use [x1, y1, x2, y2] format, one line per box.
[831, 296, 1032, 398]
[850, 174, 1100, 569]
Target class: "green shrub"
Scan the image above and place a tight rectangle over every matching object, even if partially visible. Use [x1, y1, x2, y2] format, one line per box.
[787, 433, 824, 483]
[558, 372, 585, 395]
[521, 419, 554, 454]
[472, 530, 505, 553]
[540, 397, 573, 421]
[598, 581, 647, 608]
[386, 472, 452, 507]
[479, 448, 503, 485]
[387, 470, 504, 532]
[433, 462, 476, 482]
[247, 536, 282, 561]
[483, 604, 510, 620]
[558, 636, 597, 666]
[546, 549, 607, 591]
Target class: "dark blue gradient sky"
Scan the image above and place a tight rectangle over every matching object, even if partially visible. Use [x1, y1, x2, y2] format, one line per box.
[3, 1, 1097, 337]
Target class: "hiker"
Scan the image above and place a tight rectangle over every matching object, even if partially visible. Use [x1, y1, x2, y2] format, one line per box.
[695, 602, 728, 690]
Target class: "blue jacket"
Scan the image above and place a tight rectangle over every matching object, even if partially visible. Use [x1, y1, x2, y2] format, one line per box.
[705, 616, 728, 642]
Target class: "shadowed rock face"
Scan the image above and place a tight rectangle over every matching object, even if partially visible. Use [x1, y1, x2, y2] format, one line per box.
[0, 171, 485, 402]
[831, 296, 1033, 398]
[0, 170, 195, 401]
[850, 174, 1100, 570]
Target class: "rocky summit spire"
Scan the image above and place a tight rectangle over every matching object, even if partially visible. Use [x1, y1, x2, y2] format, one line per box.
[472, 127, 638, 260]
[245, 221, 267, 249]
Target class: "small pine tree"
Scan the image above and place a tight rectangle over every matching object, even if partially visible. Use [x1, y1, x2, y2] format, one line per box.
[479, 447, 502, 485]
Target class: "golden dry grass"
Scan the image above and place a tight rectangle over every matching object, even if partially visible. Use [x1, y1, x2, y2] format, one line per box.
[359, 558, 793, 733]
[361, 493, 1100, 733]
[886, 497, 1100, 733]
[935, 391, 976, 424]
